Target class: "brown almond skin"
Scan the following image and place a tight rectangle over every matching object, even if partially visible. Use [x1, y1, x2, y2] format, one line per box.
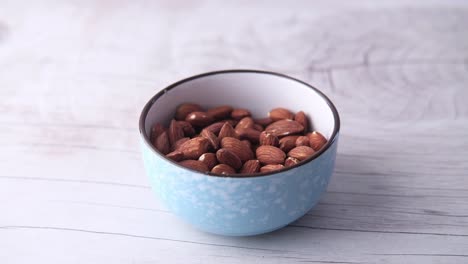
[206, 105, 233, 120]
[288, 146, 316, 161]
[307, 131, 327, 151]
[198, 153, 218, 170]
[177, 121, 196, 137]
[216, 148, 242, 170]
[150, 123, 166, 143]
[241, 160, 260, 174]
[295, 136, 310, 147]
[235, 117, 254, 130]
[175, 103, 203, 121]
[204, 121, 225, 135]
[265, 120, 304, 137]
[221, 119, 238, 127]
[178, 137, 210, 159]
[241, 140, 252, 151]
[260, 164, 284, 173]
[269, 107, 294, 121]
[279, 136, 300, 153]
[155, 131, 170, 155]
[284, 157, 300, 167]
[201, 129, 220, 150]
[168, 119, 184, 147]
[173, 137, 190, 151]
[185, 111, 214, 127]
[179, 160, 209, 172]
[166, 150, 184, 162]
[236, 128, 261, 143]
[256, 145, 286, 165]
[254, 117, 273, 127]
[294, 111, 309, 133]
[218, 122, 237, 140]
[231, 108, 251, 120]
[259, 131, 279, 146]
[211, 164, 236, 175]
[220, 137, 254, 162]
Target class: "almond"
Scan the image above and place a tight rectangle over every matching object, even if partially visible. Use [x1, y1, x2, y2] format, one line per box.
[265, 119, 304, 137]
[178, 137, 210, 159]
[211, 164, 236, 175]
[185, 111, 214, 127]
[201, 129, 220, 150]
[173, 137, 190, 151]
[175, 103, 203, 121]
[288, 146, 315, 161]
[260, 164, 284, 173]
[241, 160, 260, 174]
[150, 123, 165, 143]
[221, 119, 238, 127]
[179, 160, 208, 172]
[216, 148, 242, 170]
[206, 105, 233, 120]
[284, 157, 300, 167]
[198, 153, 218, 170]
[278, 135, 300, 153]
[256, 145, 286, 165]
[155, 131, 170, 155]
[168, 120, 184, 147]
[294, 111, 309, 133]
[307, 131, 327, 151]
[220, 137, 254, 162]
[295, 136, 310, 147]
[241, 140, 252, 150]
[269, 107, 294, 121]
[235, 117, 254, 130]
[204, 121, 225, 135]
[177, 121, 196, 137]
[166, 150, 184, 162]
[236, 127, 261, 143]
[218, 122, 237, 140]
[259, 131, 279, 146]
[150, 104, 324, 175]
[254, 117, 273, 127]
[231, 108, 251, 120]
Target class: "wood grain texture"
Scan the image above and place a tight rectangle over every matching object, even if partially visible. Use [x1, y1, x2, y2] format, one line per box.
[1, 1, 468, 263]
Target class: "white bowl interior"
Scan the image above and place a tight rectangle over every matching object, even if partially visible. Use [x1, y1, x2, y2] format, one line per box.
[144, 72, 336, 140]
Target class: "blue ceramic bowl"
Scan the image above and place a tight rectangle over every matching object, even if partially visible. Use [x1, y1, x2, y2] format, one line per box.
[139, 70, 340, 236]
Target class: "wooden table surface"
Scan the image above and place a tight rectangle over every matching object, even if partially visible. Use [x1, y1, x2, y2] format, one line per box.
[1, 1, 468, 263]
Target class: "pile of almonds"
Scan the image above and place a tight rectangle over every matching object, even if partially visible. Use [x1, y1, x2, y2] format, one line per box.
[150, 103, 327, 175]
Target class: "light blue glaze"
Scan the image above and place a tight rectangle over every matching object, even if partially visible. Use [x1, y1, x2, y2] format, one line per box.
[141, 136, 338, 236]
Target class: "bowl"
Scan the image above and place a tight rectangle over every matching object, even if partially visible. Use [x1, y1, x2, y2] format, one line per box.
[139, 70, 340, 236]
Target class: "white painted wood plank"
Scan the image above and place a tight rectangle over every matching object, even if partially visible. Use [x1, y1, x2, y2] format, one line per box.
[4, 228, 467, 264]
[1, 178, 467, 239]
